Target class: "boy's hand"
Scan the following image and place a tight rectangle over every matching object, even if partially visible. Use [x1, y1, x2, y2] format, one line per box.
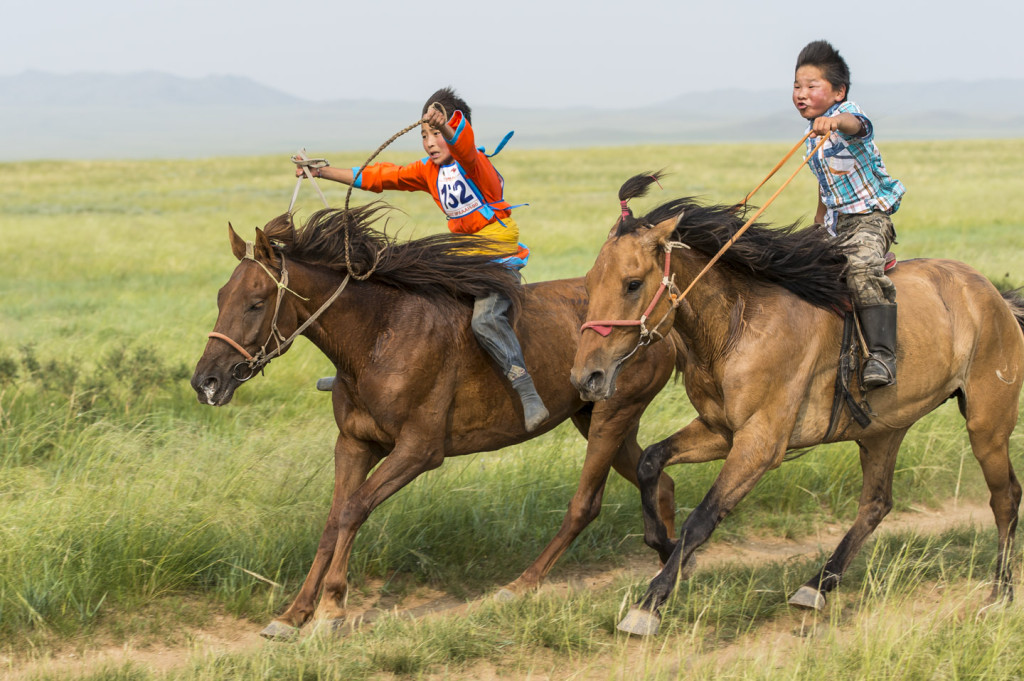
[810, 115, 844, 139]
[423, 106, 455, 140]
[810, 113, 864, 138]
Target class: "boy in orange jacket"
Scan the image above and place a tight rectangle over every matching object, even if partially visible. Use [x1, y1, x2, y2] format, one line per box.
[304, 87, 548, 431]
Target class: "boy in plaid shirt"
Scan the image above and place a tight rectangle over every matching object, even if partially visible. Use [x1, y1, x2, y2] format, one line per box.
[793, 40, 906, 389]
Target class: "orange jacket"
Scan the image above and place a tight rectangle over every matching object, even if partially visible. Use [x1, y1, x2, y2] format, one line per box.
[350, 111, 513, 235]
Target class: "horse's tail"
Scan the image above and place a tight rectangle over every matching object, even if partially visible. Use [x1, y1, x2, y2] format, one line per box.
[1002, 288, 1024, 336]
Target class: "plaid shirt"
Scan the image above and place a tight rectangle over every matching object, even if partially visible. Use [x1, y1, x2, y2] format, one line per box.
[804, 101, 905, 232]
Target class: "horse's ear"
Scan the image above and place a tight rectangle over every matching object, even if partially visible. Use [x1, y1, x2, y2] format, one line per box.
[228, 222, 247, 261]
[607, 218, 622, 239]
[651, 215, 678, 245]
[253, 228, 281, 268]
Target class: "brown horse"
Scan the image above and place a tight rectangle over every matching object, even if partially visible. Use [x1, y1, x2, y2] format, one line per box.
[571, 175, 1024, 636]
[190, 204, 683, 639]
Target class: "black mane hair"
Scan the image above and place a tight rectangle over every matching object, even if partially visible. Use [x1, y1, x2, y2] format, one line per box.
[614, 174, 850, 311]
[263, 203, 522, 312]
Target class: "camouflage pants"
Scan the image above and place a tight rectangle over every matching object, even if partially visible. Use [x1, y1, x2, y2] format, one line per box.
[835, 211, 897, 307]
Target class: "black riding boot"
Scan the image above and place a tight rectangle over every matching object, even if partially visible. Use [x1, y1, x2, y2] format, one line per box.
[859, 303, 898, 389]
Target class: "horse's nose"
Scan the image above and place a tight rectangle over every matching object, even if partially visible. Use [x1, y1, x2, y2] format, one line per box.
[571, 368, 608, 402]
[191, 372, 220, 405]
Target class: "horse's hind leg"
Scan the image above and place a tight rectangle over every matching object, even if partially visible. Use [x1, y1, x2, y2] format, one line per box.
[963, 382, 1022, 602]
[790, 429, 907, 611]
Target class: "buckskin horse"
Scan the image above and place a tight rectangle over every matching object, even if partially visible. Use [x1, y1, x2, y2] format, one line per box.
[571, 174, 1024, 636]
[190, 204, 683, 639]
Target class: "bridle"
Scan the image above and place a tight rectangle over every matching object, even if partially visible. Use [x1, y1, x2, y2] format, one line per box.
[207, 108, 438, 382]
[207, 241, 350, 381]
[578, 132, 830, 363]
[579, 240, 691, 364]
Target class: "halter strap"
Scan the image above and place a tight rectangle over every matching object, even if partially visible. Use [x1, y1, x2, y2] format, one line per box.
[580, 241, 688, 341]
[206, 245, 349, 379]
[206, 331, 254, 360]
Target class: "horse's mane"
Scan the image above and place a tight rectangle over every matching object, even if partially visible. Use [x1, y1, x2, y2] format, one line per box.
[262, 203, 523, 312]
[615, 173, 850, 311]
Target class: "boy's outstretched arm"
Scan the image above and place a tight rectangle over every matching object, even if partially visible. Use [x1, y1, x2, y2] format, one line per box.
[294, 165, 356, 185]
[810, 112, 864, 138]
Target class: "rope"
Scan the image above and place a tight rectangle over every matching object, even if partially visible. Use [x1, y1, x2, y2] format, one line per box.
[676, 133, 830, 301]
[290, 150, 331, 212]
[339, 102, 449, 281]
[739, 132, 812, 207]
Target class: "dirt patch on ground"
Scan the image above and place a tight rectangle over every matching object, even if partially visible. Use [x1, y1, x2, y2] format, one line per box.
[1, 501, 996, 680]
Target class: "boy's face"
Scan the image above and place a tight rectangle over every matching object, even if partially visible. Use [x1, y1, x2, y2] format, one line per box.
[793, 65, 846, 120]
[421, 124, 453, 166]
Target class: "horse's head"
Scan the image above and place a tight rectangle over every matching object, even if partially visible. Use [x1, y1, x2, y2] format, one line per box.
[191, 220, 301, 406]
[571, 207, 682, 402]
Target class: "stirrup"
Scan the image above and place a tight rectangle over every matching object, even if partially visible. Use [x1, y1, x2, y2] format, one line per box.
[861, 358, 895, 389]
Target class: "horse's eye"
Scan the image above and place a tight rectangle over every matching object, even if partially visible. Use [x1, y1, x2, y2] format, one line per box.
[626, 280, 643, 294]
[248, 301, 265, 312]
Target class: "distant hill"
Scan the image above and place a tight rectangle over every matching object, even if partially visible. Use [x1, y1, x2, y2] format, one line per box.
[0, 70, 300, 108]
[1, 72, 1021, 161]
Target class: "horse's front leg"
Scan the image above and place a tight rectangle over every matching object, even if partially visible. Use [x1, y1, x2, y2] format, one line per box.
[637, 417, 730, 563]
[621, 423, 784, 637]
[260, 434, 377, 640]
[311, 437, 446, 628]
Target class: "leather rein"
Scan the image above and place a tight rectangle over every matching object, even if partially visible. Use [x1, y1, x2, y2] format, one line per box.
[579, 132, 830, 363]
[207, 241, 350, 381]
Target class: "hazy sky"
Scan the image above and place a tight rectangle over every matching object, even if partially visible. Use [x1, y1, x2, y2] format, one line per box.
[5, 0, 1022, 109]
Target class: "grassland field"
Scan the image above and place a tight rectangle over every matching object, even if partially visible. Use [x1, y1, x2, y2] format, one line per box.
[1, 138, 1023, 680]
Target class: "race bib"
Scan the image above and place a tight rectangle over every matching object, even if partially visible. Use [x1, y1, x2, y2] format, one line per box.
[437, 164, 483, 219]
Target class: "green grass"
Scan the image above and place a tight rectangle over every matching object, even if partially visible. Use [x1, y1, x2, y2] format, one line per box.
[1, 140, 1022, 678]
[14, 526, 1017, 680]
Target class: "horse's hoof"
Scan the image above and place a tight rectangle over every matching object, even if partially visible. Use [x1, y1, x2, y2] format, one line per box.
[259, 620, 300, 641]
[788, 586, 826, 611]
[617, 607, 661, 637]
[494, 588, 517, 603]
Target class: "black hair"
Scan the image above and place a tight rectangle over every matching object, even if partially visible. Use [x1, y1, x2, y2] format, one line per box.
[422, 86, 472, 125]
[796, 40, 851, 100]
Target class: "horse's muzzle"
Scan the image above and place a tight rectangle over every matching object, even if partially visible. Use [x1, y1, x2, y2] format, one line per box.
[190, 367, 239, 406]
[570, 364, 619, 402]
